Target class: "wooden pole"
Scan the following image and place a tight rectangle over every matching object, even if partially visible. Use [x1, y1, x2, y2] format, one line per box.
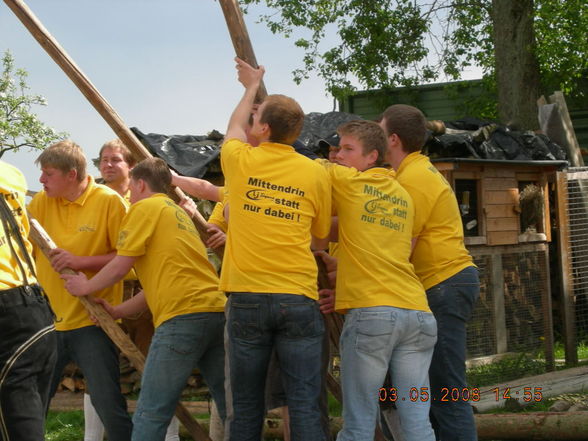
[218, 0, 268, 102]
[28, 218, 212, 441]
[3, 0, 219, 256]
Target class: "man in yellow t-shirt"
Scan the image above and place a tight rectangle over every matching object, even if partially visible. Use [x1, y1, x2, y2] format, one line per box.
[0, 160, 57, 441]
[220, 58, 331, 441]
[315, 121, 436, 441]
[381, 105, 480, 441]
[62, 158, 227, 441]
[28, 140, 132, 441]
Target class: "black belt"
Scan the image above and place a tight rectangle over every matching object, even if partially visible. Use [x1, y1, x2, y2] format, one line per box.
[0, 284, 45, 309]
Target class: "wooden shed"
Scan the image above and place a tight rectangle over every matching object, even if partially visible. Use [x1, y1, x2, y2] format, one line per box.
[431, 158, 568, 367]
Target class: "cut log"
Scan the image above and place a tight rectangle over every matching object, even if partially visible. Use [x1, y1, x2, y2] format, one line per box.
[475, 412, 588, 440]
[473, 365, 588, 413]
[27, 218, 212, 441]
[4, 0, 219, 257]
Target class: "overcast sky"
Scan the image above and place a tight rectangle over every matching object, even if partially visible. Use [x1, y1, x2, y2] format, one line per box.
[1, 0, 341, 190]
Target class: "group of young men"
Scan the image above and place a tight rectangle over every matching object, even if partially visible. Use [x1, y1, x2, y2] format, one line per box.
[0, 57, 479, 441]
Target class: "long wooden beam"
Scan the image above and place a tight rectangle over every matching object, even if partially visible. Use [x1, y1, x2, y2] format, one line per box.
[218, 0, 268, 102]
[28, 218, 212, 441]
[3, 0, 219, 256]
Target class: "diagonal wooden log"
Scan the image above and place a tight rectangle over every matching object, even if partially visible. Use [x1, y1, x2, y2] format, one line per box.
[28, 218, 212, 441]
[218, 0, 268, 103]
[4, 0, 221, 258]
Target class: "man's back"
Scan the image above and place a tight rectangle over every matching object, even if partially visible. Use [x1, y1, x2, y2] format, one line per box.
[396, 152, 473, 289]
[220, 138, 331, 298]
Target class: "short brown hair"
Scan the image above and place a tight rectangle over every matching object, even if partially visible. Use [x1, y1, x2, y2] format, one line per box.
[337, 120, 388, 166]
[99, 139, 137, 167]
[259, 94, 304, 145]
[129, 158, 171, 194]
[382, 104, 427, 153]
[35, 140, 87, 182]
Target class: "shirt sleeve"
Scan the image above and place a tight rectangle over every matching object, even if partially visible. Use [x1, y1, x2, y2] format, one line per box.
[220, 138, 247, 186]
[208, 200, 228, 233]
[105, 194, 128, 251]
[116, 203, 156, 257]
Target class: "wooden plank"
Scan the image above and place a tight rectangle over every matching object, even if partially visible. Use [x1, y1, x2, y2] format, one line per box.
[483, 168, 516, 178]
[464, 236, 487, 246]
[27, 219, 211, 441]
[485, 189, 518, 205]
[548, 91, 585, 167]
[555, 171, 577, 365]
[484, 178, 518, 191]
[486, 218, 519, 232]
[488, 231, 519, 246]
[541, 175, 551, 242]
[516, 172, 541, 182]
[218, 0, 268, 103]
[490, 254, 508, 353]
[484, 205, 518, 218]
[452, 171, 481, 180]
[3, 0, 218, 258]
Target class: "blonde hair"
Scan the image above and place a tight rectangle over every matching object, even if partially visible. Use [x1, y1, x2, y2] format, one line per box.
[99, 139, 137, 167]
[259, 94, 304, 145]
[35, 140, 87, 182]
[337, 120, 388, 166]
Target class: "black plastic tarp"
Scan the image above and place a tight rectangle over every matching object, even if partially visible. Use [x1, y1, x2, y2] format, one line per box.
[131, 127, 221, 178]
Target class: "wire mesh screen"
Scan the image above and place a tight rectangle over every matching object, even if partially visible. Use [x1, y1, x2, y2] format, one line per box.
[466, 249, 550, 358]
[566, 168, 588, 345]
[467, 255, 494, 358]
[465, 244, 553, 386]
[502, 251, 549, 353]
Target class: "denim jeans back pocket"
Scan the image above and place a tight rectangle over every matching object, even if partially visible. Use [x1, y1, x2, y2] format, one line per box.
[164, 315, 207, 356]
[231, 302, 262, 340]
[355, 311, 395, 354]
[281, 301, 322, 338]
[416, 311, 437, 351]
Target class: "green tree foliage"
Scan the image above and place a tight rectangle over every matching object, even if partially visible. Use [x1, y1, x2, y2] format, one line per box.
[0, 50, 67, 158]
[242, 0, 588, 102]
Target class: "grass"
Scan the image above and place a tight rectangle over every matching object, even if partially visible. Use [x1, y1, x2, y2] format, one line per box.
[45, 411, 84, 441]
[466, 352, 547, 388]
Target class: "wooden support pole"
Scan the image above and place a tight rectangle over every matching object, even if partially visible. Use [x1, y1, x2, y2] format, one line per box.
[28, 218, 212, 441]
[218, 0, 268, 102]
[3, 0, 219, 256]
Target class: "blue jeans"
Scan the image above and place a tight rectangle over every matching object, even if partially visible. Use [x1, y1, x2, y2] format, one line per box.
[337, 306, 437, 441]
[0, 285, 56, 441]
[132, 312, 226, 441]
[49, 325, 132, 441]
[225, 293, 325, 441]
[426, 266, 480, 441]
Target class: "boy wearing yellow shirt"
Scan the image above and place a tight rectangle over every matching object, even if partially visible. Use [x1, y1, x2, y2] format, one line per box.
[315, 121, 436, 441]
[0, 161, 56, 441]
[220, 58, 331, 441]
[62, 158, 227, 441]
[28, 140, 132, 441]
[381, 105, 479, 441]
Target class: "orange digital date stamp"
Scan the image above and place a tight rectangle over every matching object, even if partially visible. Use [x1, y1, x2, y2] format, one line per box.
[491, 387, 543, 402]
[378, 387, 481, 403]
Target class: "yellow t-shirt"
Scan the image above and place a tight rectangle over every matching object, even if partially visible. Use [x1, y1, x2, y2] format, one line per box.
[320, 160, 429, 312]
[208, 198, 228, 233]
[396, 152, 474, 290]
[28, 176, 127, 331]
[0, 161, 37, 289]
[116, 194, 225, 328]
[220, 138, 331, 299]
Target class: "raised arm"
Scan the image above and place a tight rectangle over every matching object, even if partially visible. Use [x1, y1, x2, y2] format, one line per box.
[225, 57, 265, 142]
